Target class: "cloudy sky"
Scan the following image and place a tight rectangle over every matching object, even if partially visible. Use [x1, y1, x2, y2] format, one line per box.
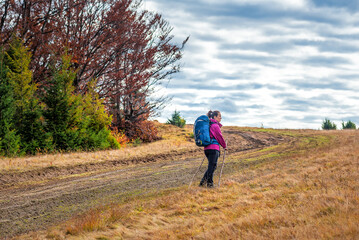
[144, 0, 359, 129]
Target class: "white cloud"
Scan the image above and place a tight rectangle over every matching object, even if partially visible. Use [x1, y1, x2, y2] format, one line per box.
[199, 0, 309, 9]
[148, 0, 359, 129]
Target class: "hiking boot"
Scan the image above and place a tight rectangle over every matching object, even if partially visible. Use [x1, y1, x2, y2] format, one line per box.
[207, 183, 214, 188]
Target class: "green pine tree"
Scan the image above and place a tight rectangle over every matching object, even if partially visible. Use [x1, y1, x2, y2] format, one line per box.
[79, 80, 120, 150]
[167, 110, 186, 128]
[43, 54, 120, 152]
[342, 120, 356, 130]
[4, 38, 52, 154]
[322, 118, 337, 130]
[42, 54, 82, 151]
[0, 48, 21, 156]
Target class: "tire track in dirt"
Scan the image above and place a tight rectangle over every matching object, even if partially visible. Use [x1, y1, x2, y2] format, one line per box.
[0, 129, 288, 239]
[0, 148, 204, 191]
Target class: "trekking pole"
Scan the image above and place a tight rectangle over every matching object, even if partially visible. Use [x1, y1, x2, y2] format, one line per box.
[218, 141, 227, 188]
[188, 156, 206, 189]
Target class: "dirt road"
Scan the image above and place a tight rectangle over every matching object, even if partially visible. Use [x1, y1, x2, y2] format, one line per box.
[0, 128, 287, 239]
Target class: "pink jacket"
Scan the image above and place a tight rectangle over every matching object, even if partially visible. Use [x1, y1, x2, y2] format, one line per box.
[204, 119, 226, 151]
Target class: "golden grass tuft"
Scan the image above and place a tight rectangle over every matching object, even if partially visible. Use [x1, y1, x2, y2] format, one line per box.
[64, 204, 131, 236]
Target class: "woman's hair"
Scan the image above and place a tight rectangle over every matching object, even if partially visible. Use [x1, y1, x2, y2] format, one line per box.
[207, 110, 221, 119]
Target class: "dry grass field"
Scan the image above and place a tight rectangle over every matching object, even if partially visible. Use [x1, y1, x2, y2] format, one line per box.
[5, 126, 359, 240]
[0, 122, 195, 173]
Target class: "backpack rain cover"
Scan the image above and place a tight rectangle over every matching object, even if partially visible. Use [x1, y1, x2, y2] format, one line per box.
[193, 115, 212, 147]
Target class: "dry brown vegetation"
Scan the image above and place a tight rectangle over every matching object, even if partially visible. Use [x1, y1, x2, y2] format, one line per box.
[0, 122, 194, 173]
[14, 128, 359, 240]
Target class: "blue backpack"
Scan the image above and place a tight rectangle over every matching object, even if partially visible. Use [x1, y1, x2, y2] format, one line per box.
[193, 115, 218, 147]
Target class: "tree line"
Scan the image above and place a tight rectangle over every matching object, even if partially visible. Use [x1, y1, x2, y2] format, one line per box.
[0, 39, 121, 156]
[0, 0, 188, 156]
[322, 118, 357, 130]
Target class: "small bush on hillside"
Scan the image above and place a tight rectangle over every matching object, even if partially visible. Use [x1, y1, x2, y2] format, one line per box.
[167, 110, 186, 128]
[122, 120, 160, 143]
[111, 127, 129, 146]
[132, 138, 142, 147]
[322, 118, 337, 130]
[342, 120, 356, 130]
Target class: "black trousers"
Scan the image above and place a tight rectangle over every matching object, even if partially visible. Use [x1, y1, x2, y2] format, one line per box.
[200, 149, 220, 186]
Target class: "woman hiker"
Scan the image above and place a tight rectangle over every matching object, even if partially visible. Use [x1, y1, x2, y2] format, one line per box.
[199, 110, 227, 188]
